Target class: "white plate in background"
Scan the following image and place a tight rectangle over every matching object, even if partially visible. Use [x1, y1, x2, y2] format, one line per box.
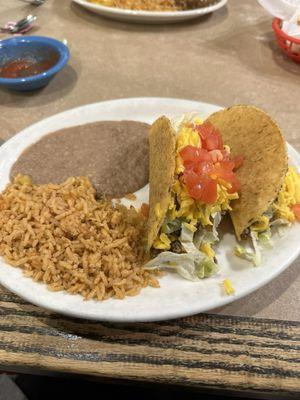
[0, 97, 299, 322]
[72, 0, 228, 24]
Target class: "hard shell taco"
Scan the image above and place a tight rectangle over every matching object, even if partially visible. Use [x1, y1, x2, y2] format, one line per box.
[145, 114, 243, 280]
[206, 105, 300, 265]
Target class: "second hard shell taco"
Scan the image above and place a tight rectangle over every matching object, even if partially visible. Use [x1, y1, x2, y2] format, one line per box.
[207, 105, 300, 265]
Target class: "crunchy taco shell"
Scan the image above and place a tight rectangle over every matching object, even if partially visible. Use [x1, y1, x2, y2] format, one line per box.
[206, 105, 288, 240]
[147, 116, 176, 250]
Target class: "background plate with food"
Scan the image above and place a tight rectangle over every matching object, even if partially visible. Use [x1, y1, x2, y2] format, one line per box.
[0, 97, 299, 322]
[72, 0, 228, 24]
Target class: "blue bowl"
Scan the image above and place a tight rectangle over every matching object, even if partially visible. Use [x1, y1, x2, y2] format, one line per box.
[0, 36, 70, 92]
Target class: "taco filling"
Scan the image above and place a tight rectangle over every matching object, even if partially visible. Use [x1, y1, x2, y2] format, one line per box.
[235, 166, 300, 265]
[145, 115, 243, 281]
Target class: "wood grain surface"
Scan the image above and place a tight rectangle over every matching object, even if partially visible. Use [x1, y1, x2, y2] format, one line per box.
[0, 286, 299, 398]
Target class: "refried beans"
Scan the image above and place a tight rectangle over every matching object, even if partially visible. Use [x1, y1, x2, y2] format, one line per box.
[11, 120, 150, 198]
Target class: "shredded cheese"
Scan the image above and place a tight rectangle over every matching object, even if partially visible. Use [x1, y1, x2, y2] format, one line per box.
[223, 279, 235, 295]
[274, 166, 300, 222]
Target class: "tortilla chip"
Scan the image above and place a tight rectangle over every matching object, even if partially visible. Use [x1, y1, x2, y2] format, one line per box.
[206, 105, 288, 240]
[147, 116, 176, 250]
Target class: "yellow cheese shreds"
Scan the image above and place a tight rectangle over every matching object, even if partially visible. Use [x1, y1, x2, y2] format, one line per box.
[251, 215, 270, 232]
[201, 243, 215, 258]
[169, 179, 238, 226]
[175, 122, 201, 174]
[153, 233, 171, 250]
[176, 126, 200, 152]
[223, 279, 235, 295]
[274, 166, 300, 222]
[183, 222, 197, 233]
[217, 184, 239, 211]
[193, 117, 203, 125]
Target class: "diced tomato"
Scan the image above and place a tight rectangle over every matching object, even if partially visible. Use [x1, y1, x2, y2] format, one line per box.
[200, 176, 218, 204]
[179, 146, 211, 165]
[184, 170, 217, 204]
[211, 161, 234, 179]
[199, 148, 213, 161]
[292, 204, 300, 221]
[195, 123, 214, 139]
[205, 132, 223, 151]
[195, 123, 223, 151]
[221, 160, 235, 171]
[232, 155, 244, 170]
[209, 149, 223, 163]
[221, 149, 230, 161]
[179, 124, 242, 205]
[227, 173, 241, 193]
[193, 160, 213, 176]
[210, 161, 241, 193]
[183, 170, 202, 199]
[179, 145, 199, 163]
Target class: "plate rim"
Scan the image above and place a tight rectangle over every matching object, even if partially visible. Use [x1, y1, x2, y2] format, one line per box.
[72, 0, 228, 18]
[0, 96, 299, 322]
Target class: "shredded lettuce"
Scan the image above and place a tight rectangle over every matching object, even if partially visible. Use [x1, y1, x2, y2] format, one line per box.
[194, 229, 213, 249]
[277, 226, 289, 237]
[144, 252, 199, 281]
[235, 245, 258, 266]
[263, 208, 274, 220]
[146, 213, 220, 281]
[193, 212, 221, 250]
[161, 218, 181, 234]
[212, 212, 222, 242]
[144, 251, 218, 281]
[234, 230, 261, 266]
[171, 112, 198, 133]
[250, 231, 262, 266]
[180, 223, 198, 253]
[235, 211, 292, 265]
[269, 218, 291, 237]
[270, 218, 290, 226]
[145, 223, 218, 281]
[258, 229, 273, 248]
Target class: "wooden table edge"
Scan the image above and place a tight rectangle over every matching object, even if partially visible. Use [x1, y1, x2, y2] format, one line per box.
[0, 289, 299, 398]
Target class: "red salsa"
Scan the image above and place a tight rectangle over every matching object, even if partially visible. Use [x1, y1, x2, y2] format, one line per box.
[0, 51, 59, 79]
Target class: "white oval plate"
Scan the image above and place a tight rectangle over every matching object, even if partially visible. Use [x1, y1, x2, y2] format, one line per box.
[0, 97, 299, 322]
[72, 0, 228, 24]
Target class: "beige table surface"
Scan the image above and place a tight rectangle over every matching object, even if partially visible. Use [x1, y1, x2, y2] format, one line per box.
[0, 0, 299, 323]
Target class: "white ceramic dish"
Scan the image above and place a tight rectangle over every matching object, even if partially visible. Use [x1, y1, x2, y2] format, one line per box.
[0, 97, 299, 322]
[72, 0, 228, 24]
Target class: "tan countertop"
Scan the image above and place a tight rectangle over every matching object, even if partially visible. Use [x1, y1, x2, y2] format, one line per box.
[0, 0, 299, 322]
